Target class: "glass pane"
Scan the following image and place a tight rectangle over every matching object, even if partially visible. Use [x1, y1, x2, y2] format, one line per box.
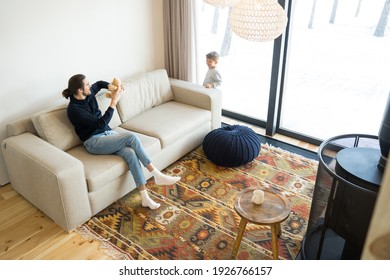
[281, 0, 389, 140]
[196, 1, 274, 120]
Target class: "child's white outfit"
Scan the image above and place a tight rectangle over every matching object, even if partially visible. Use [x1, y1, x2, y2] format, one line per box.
[203, 67, 222, 88]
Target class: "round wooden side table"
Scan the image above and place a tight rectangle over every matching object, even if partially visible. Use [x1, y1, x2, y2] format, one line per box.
[231, 187, 291, 260]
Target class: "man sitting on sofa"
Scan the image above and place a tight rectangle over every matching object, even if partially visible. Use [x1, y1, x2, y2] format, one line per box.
[62, 74, 180, 210]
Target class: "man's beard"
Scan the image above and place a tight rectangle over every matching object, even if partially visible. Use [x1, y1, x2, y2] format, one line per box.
[82, 90, 90, 97]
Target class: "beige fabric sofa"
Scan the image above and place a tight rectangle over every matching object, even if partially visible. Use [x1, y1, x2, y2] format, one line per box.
[1, 69, 221, 232]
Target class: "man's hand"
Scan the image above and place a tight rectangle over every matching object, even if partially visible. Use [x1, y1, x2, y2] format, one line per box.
[110, 86, 123, 108]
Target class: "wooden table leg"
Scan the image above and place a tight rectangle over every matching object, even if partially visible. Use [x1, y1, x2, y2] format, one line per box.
[231, 218, 248, 259]
[271, 224, 279, 260]
[276, 222, 282, 237]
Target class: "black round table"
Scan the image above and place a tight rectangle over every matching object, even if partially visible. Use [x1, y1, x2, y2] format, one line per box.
[335, 147, 382, 192]
[331, 147, 382, 259]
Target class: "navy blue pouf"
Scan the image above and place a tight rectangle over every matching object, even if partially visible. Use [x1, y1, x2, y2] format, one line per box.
[203, 125, 261, 167]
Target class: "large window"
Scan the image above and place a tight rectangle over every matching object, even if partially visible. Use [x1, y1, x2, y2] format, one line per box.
[196, 1, 273, 121]
[281, 0, 390, 140]
[196, 0, 389, 142]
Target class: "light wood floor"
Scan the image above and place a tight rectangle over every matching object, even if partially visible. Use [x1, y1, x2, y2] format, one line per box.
[0, 117, 318, 260]
[0, 183, 112, 260]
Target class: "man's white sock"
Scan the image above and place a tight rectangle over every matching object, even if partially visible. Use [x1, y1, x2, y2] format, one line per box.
[140, 189, 160, 210]
[151, 169, 180, 185]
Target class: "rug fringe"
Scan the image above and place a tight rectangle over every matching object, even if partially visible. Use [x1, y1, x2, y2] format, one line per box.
[261, 143, 319, 165]
[75, 225, 130, 260]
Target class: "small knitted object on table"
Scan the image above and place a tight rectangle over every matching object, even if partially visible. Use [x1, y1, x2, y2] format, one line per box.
[203, 125, 261, 167]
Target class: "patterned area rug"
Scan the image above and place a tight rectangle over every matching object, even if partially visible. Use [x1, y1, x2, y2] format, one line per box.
[76, 144, 318, 260]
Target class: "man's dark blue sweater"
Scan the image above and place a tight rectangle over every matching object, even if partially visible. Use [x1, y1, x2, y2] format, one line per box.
[67, 81, 114, 142]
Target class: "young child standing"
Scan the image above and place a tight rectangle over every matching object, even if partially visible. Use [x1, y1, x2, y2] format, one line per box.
[203, 51, 222, 89]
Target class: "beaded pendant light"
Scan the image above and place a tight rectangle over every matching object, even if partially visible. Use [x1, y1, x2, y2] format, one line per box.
[203, 0, 241, 8]
[229, 0, 288, 42]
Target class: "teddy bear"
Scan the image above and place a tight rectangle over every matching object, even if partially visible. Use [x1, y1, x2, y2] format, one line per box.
[105, 77, 122, 98]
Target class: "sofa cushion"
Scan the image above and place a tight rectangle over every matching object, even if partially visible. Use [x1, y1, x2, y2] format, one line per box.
[120, 101, 211, 148]
[67, 128, 161, 192]
[6, 117, 38, 137]
[115, 127, 161, 156]
[31, 105, 82, 151]
[117, 69, 174, 123]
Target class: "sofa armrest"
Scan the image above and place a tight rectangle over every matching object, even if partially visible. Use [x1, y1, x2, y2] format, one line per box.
[170, 78, 222, 129]
[1, 133, 91, 232]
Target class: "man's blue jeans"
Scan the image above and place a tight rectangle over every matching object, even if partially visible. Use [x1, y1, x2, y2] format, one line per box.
[83, 130, 151, 187]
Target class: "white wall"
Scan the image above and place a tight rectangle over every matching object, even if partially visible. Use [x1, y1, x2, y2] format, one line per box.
[0, 0, 165, 185]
